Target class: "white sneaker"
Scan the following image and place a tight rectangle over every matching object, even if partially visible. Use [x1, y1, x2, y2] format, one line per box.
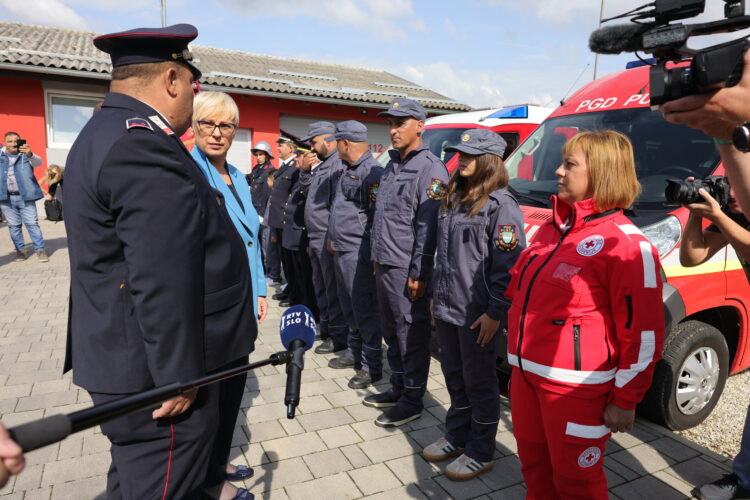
[445, 453, 493, 481]
[421, 437, 463, 462]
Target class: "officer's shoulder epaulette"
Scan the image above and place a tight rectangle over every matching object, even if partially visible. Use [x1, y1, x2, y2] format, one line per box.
[125, 117, 154, 133]
[490, 187, 519, 207]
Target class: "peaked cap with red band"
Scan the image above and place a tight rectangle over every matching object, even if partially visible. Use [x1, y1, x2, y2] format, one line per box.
[94, 23, 201, 80]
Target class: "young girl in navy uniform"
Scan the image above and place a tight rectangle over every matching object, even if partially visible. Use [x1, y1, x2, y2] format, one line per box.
[423, 129, 525, 480]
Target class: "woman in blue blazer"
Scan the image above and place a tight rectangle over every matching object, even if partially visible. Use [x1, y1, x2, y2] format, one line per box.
[191, 91, 265, 500]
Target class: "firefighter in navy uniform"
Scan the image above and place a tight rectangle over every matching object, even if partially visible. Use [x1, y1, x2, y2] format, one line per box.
[421, 129, 525, 481]
[366, 98, 449, 427]
[326, 120, 385, 389]
[267, 136, 298, 304]
[247, 141, 279, 283]
[62, 25, 257, 500]
[299, 122, 348, 353]
[281, 143, 318, 316]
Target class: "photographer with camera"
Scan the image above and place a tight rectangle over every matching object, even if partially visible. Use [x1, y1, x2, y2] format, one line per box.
[0, 132, 48, 262]
[678, 177, 750, 500]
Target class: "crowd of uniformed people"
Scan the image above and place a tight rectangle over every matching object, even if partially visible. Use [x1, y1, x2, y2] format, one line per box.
[0, 23, 671, 500]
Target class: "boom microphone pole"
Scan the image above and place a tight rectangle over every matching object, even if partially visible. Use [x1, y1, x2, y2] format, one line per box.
[7, 351, 291, 453]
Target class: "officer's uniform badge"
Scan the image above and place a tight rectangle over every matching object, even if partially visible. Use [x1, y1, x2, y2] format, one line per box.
[393, 102, 400, 108]
[427, 178, 447, 200]
[496, 225, 519, 251]
[369, 183, 379, 201]
[126, 118, 153, 132]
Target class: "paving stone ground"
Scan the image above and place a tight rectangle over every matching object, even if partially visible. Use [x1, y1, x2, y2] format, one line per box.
[0, 215, 736, 499]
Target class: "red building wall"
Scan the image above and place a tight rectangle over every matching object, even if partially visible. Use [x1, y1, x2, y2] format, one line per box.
[0, 76, 48, 181]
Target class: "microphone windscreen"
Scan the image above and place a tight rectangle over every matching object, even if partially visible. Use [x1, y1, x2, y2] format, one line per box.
[589, 24, 647, 54]
[280, 305, 316, 351]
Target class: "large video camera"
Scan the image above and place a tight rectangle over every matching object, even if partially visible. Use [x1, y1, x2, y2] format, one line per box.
[589, 0, 750, 105]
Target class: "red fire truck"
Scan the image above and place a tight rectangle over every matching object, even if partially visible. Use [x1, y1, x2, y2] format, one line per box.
[500, 62, 748, 430]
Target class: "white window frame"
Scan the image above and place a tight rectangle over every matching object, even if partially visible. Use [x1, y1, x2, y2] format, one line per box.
[44, 89, 104, 149]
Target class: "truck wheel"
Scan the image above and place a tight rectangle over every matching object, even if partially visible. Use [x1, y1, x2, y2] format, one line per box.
[639, 320, 729, 431]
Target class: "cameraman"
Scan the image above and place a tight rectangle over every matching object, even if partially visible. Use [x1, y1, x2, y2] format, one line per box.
[679, 179, 750, 500]
[662, 51, 750, 217]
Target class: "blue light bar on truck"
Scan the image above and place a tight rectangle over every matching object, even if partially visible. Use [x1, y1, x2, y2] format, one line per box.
[485, 105, 529, 119]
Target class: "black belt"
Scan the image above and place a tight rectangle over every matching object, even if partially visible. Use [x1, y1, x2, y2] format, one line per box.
[7, 191, 19, 195]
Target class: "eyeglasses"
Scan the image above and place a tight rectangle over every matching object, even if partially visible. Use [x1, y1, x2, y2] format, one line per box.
[196, 120, 237, 136]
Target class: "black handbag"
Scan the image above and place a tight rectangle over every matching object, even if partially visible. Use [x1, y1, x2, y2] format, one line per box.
[44, 199, 63, 221]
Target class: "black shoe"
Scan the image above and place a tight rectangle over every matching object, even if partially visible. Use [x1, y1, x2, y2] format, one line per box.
[374, 406, 421, 427]
[348, 370, 382, 389]
[362, 392, 398, 408]
[279, 300, 291, 307]
[273, 291, 289, 300]
[328, 356, 360, 370]
[314, 338, 347, 354]
[693, 473, 750, 500]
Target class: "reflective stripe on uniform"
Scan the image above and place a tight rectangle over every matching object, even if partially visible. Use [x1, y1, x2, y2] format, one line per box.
[615, 330, 656, 388]
[565, 422, 610, 439]
[639, 241, 657, 288]
[507, 354, 616, 384]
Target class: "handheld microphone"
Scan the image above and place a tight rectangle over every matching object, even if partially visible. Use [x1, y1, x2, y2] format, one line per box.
[589, 23, 649, 54]
[280, 305, 316, 418]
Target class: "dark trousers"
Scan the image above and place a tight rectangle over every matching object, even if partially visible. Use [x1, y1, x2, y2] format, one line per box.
[205, 356, 249, 488]
[90, 386, 219, 500]
[309, 237, 347, 345]
[280, 245, 295, 296]
[334, 249, 383, 375]
[435, 319, 501, 462]
[263, 227, 282, 281]
[374, 263, 431, 414]
[288, 248, 318, 318]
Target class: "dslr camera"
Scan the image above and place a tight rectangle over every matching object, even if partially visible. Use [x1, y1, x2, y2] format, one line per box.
[665, 175, 731, 207]
[589, 0, 750, 105]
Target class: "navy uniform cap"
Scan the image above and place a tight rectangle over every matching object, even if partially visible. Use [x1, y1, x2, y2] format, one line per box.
[300, 121, 336, 142]
[326, 120, 368, 142]
[94, 24, 201, 80]
[377, 97, 427, 121]
[277, 135, 294, 144]
[444, 128, 507, 158]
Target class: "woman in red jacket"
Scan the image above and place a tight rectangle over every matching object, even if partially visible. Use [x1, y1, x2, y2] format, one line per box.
[506, 130, 664, 499]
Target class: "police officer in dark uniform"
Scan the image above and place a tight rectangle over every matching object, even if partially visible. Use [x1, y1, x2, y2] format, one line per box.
[366, 98, 449, 427]
[281, 143, 318, 315]
[326, 120, 385, 389]
[63, 25, 257, 500]
[299, 122, 348, 353]
[267, 137, 298, 303]
[247, 141, 279, 283]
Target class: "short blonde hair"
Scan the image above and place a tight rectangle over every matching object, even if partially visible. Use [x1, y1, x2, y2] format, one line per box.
[193, 91, 239, 124]
[562, 130, 641, 211]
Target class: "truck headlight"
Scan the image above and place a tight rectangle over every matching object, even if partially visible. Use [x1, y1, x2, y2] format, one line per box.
[641, 215, 682, 258]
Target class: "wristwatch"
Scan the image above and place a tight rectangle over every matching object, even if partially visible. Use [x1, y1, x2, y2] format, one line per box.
[732, 121, 750, 152]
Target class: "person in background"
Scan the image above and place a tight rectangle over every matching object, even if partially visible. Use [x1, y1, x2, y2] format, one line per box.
[247, 141, 280, 285]
[281, 144, 318, 315]
[422, 129, 524, 480]
[191, 90, 266, 500]
[0, 132, 48, 262]
[507, 130, 664, 499]
[678, 182, 750, 500]
[267, 136, 298, 304]
[42, 164, 64, 202]
[366, 98, 449, 427]
[326, 120, 384, 389]
[298, 122, 348, 355]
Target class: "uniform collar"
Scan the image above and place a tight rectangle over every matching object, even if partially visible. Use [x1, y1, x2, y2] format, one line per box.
[347, 150, 374, 169]
[103, 92, 170, 127]
[387, 142, 428, 165]
[550, 195, 620, 234]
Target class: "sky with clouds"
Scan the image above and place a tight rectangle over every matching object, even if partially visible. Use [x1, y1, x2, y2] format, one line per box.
[0, 0, 744, 109]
